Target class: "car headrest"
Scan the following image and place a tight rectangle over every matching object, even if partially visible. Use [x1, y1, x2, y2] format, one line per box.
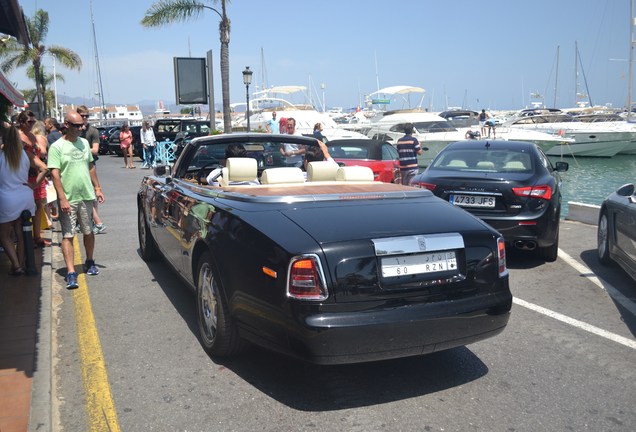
[447, 159, 468, 168]
[503, 161, 526, 170]
[307, 161, 339, 181]
[335, 165, 374, 182]
[260, 167, 305, 184]
[219, 157, 257, 186]
[476, 161, 495, 169]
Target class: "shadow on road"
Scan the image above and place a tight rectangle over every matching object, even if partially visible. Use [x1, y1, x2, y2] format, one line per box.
[140, 248, 491, 411]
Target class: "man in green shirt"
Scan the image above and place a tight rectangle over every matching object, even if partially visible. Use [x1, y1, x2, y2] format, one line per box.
[48, 111, 106, 289]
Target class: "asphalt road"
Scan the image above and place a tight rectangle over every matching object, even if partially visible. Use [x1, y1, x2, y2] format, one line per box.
[51, 153, 636, 432]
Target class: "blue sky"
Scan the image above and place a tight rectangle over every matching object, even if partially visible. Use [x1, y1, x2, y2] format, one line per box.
[9, 0, 633, 112]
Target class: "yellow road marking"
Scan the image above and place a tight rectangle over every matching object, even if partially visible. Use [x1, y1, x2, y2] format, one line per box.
[70, 237, 120, 432]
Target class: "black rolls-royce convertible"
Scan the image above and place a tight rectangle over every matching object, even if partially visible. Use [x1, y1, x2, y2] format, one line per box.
[137, 133, 512, 364]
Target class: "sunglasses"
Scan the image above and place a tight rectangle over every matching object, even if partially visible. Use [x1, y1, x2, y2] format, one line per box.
[66, 122, 85, 128]
[80, 114, 89, 118]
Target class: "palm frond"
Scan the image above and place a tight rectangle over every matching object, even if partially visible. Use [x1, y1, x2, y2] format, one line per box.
[141, 0, 208, 27]
[48, 46, 82, 70]
[27, 9, 49, 47]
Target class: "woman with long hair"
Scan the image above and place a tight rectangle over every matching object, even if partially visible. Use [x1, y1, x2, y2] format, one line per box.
[119, 124, 135, 168]
[17, 111, 50, 247]
[0, 124, 48, 275]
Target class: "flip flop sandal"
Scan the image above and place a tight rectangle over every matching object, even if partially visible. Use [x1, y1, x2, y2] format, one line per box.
[9, 267, 25, 276]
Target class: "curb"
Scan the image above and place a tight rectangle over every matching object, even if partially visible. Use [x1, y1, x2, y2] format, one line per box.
[565, 201, 600, 226]
[28, 228, 54, 432]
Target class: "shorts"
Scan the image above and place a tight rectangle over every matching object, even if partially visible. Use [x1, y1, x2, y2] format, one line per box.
[31, 178, 47, 200]
[400, 168, 419, 186]
[120, 142, 131, 150]
[59, 200, 95, 238]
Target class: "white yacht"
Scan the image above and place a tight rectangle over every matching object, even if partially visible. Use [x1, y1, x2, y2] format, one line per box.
[503, 112, 632, 157]
[236, 87, 369, 141]
[360, 109, 572, 167]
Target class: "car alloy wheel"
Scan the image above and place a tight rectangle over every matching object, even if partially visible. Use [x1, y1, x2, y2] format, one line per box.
[196, 252, 248, 357]
[597, 212, 612, 265]
[198, 257, 219, 346]
[138, 207, 158, 262]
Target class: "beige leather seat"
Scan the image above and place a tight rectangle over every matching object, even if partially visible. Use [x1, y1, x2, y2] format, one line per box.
[335, 165, 375, 182]
[447, 159, 468, 168]
[476, 161, 495, 169]
[260, 167, 305, 184]
[307, 161, 340, 181]
[503, 161, 526, 170]
[218, 157, 258, 187]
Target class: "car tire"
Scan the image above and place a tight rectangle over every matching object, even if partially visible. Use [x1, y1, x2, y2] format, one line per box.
[537, 225, 559, 262]
[597, 211, 613, 265]
[138, 206, 159, 262]
[196, 252, 248, 357]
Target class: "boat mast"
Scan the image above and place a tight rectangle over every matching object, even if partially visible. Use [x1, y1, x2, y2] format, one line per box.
[574, 41, 578, 107]
[628, 0, 634, 120]
[90, 0, 106, 123]
[553, 45, 559, 108]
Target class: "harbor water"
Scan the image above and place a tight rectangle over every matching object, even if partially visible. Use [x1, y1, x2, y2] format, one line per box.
[548, 153, 636, 217]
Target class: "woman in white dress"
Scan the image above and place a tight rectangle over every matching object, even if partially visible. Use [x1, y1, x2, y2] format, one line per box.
[0, 125, 48, 275]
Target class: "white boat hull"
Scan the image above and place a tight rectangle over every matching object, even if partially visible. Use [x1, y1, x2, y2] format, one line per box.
[509, 122, 634, 157]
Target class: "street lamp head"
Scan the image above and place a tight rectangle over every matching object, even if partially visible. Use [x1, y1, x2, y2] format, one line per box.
[242, 66, 253, 86]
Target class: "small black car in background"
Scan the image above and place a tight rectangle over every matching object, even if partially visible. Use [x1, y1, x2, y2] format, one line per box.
[597, 183, 636, 282]
[410, 140, 568, 261]
[108, 125, 142, 157]
[96, 125, 120, 155]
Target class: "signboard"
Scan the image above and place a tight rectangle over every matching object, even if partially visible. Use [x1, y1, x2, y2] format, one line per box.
[372, 99, 391, 105]
[174, 57, 208, 105]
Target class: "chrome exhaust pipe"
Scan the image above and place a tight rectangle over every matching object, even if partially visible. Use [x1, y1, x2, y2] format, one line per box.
[514, 240, 537, 251]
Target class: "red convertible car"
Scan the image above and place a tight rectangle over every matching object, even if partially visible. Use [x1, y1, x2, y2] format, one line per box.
[327, 139, 400, 183]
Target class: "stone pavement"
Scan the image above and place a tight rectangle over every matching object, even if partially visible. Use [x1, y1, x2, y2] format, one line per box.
[0, 227, 53, 432]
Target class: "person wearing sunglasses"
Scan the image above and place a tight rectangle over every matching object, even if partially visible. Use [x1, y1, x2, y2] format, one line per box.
[47, 111, 105, 289]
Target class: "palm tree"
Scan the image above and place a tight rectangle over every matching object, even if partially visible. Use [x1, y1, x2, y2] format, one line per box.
[0, 9, 81, 118]
[141, 0, 232, 133]
[23, 65, 65, 117]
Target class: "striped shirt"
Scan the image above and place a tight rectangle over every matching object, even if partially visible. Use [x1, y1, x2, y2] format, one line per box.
[396, 135, 421, 169]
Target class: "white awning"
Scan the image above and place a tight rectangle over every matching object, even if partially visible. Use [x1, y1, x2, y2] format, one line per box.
[369, 85, 425, 96]
[0, 70, 25, 107]
[253, 85, 307, 96]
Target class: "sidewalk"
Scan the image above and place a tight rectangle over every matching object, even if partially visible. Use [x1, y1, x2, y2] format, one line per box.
[0, 227, 53, 432]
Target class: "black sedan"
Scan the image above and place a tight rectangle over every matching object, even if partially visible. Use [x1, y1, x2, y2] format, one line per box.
[410, 140, 569, 261]
[598, 183, 636, 282]
[137, 134, 512, 365]
[96, 125, 120, 155]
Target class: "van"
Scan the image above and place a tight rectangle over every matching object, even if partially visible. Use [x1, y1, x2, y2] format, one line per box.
[153, 119, 212, 143]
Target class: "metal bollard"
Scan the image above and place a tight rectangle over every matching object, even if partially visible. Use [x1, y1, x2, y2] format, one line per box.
[21, 210, 38, 275]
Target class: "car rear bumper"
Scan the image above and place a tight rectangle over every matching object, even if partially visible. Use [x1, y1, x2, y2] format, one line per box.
[280, 290, 512, 365]
[480, 209, 559, 247]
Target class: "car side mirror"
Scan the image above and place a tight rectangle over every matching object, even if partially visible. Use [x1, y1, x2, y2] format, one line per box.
[616, 183, 635, 197]
[555, 161, 569, 172]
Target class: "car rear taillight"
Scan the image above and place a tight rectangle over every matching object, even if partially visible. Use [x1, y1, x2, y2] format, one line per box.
[287, 255, 328, 300]
[411, 181, 437, 191]
[512, 185, 553, 200]
[497, 237, 508, 278]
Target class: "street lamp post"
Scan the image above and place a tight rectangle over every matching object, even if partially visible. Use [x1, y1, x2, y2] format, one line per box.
[242, 66, 253, 132]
